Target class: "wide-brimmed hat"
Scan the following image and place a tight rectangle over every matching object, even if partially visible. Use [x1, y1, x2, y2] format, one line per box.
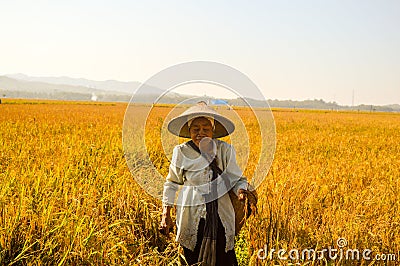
[167, 101, 235, 138]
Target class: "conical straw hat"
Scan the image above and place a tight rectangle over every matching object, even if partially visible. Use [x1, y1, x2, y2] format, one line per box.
[167, 101, 235, 138]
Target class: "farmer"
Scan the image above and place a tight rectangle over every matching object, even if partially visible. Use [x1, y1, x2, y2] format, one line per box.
[159, 101, 249, 266]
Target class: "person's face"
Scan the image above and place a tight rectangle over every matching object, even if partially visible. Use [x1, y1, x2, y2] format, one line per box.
[189, 117, 213, 147]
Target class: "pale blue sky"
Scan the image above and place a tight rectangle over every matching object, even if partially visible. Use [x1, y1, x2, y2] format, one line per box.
[1, 0, 399, 105]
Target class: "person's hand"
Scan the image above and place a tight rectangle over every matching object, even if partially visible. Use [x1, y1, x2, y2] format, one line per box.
[159, 214, 173, 235]
[159, 206, 173, 235]
[199, 137, 216, 163]
[238, 189, 247, 201]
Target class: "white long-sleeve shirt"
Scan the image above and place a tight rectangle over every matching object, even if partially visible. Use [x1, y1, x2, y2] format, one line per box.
[162, 140, 248, 252]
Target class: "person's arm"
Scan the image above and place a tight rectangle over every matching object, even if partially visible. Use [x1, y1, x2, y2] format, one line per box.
[160, 146, 184, 234]
[224, 143, 248, 200]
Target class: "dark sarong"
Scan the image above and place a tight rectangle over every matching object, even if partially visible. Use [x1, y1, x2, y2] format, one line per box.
[182, 217, 238, 266]
[184, 140, 238, 266]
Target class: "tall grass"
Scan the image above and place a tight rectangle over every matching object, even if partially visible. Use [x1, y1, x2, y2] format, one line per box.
[0, 99, 399, 265]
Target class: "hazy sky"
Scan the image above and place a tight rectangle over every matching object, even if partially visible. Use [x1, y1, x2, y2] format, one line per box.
[1, 0, 399, 105]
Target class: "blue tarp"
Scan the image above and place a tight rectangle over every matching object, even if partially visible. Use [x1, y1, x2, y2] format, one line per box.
[210, 99, 228, 105]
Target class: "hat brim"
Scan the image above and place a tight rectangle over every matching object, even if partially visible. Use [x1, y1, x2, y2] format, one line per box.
[167, 112, 235, 138]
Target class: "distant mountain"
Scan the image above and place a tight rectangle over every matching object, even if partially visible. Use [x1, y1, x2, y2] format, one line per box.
[0, 76, 106, 94]
[0, 75, 178, 102]
[1, 74, 399, 112]
[5, 73, 163, 95]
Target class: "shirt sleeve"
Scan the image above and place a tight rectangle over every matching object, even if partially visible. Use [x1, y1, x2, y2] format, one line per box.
[224, 143, 248, 196]
[162, 145, 185, 206]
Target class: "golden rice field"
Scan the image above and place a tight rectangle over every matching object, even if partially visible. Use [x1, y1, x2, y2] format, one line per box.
[0, 99, 399, 265]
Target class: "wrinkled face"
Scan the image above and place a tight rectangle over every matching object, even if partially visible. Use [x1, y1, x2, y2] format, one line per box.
[189, 117, 213, 147]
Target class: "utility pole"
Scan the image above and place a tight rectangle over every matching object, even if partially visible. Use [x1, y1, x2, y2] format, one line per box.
[352, 89, 355, 109]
